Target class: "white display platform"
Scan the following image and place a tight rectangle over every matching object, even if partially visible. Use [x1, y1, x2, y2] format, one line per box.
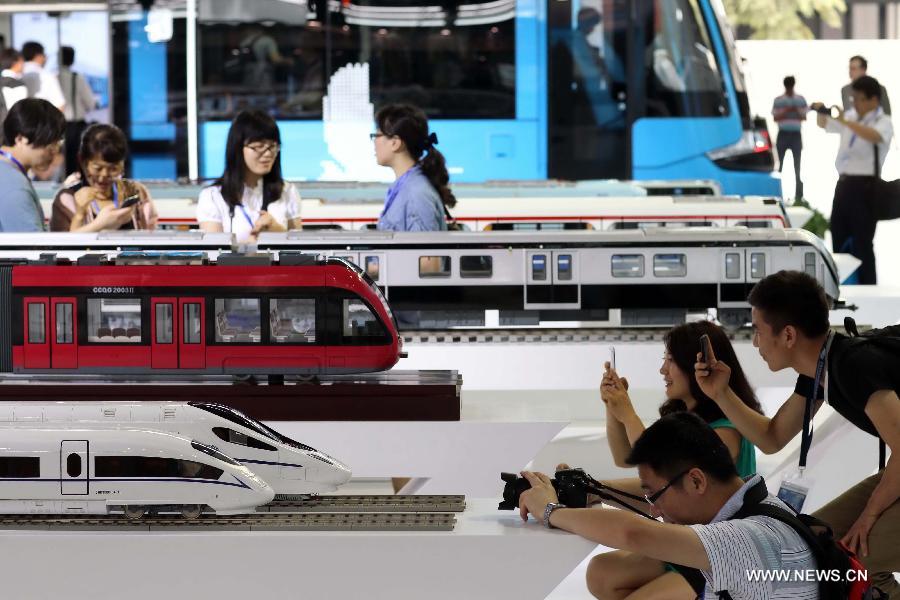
[0, 499, 598, 600]
[271, 421, 567, 496]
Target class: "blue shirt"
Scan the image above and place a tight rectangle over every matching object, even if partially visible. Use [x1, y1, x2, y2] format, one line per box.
[377, 165, 447, 232]
[0, 158, 45, 232]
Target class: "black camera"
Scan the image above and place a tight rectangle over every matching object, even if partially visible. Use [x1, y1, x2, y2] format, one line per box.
[813, 104, 840, 118]
[498, 468, 594, 510]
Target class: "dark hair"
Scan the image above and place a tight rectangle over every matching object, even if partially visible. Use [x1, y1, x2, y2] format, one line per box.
[627, 412, 739, 483]
[851, 75, 881, 101]
[0, 48, 21, 71]
[850, 55, 868, 71]
[375, 103, 456, 208]
[60, 46, 75, 68]
[2, 98, 66, 147]
[659, 321, 762, 422]
[783, 75, 795, 90]
[748, 270, 830, 338]
[215, 109, 284, 214]
[76, 124, 129, 182]
[21, 41, 45, 62]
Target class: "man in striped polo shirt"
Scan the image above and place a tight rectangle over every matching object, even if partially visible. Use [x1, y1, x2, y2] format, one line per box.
[772, 76, 809, 200]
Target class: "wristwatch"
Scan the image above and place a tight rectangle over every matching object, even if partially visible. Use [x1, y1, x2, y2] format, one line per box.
[543, 502, 566, 529]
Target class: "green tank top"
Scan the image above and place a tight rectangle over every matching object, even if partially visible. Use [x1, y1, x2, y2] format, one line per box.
[708, 418, 757, 477]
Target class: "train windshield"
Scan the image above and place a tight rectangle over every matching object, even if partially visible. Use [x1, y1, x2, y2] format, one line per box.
[191, 440, 240, 466]
[189, 402, 319, 453]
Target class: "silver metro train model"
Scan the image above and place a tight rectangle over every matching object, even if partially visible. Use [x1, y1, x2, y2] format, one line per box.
[0, 427, 274, 518]
[0, 401, 352, 496]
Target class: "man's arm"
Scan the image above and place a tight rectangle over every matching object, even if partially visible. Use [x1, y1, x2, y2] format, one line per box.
[839, 118, 883, 144]
[0, 186, 44, 232]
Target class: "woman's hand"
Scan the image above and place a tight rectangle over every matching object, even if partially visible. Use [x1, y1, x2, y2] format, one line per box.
[252, 210, 281, 235]
[73, 185, 98, 211]
[601, 362, 633, 422]
[92, 203, 137, 230]
[694, 344, 731, 403]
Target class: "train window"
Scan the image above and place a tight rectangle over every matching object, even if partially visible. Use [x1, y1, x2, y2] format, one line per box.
[365, 256, 380, 282]
[653, 254, 687, 278]
[557, 255, 573, 281]
[611, 255, 645, 278]
[214, 299, 261, 343]
[531, 255, 547, 280]
[460, 256, 493, 278]
[156, 304, 173, 344]
[87, 299, 142, 343]
[56, 303, 73, 344]
[95, 455, 224, 480]
[751, 253, 766, 279]
[343, 299, 387, 338]
[66, 453, 82, 477]
[270, 299, 316, 343]
[0, 456, 40, 478]
[191, 441, 240, 466]
[804, 252, 817, 277]
[183, 303, 201, 344]
[735, 221, 772, 229]
[419, 256, 451, 278]
[725, 253, 741, 279]
[212, 427, 277, 452]
[27, 303, 45, 344]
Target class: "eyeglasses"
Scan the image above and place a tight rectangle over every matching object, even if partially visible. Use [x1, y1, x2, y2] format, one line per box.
[85, 161, 124, 178]
[245, 143, 281, 156]
[369, 132, 386, 141]
[644, 469, 690, 505]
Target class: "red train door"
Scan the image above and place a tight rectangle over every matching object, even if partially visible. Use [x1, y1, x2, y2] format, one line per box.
[179, 298, 205, 370]
[151, 298, 178, 369]
[22, 297, 50, 369]
[50, 297, 77, 369]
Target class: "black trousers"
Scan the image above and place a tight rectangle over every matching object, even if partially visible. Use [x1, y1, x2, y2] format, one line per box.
[64, 120, 88, 177]
[776, 130, 803, 199]
[831, 176, 878, 284]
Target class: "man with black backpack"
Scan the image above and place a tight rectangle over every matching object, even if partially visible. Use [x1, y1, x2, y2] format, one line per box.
[696, 270, 900, 597]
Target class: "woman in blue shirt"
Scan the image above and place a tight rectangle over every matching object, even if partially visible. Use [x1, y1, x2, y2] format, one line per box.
[372, 104, 455, 231]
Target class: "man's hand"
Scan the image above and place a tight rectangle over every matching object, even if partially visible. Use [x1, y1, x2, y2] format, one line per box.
[518, 471, 559, 523]
[695, 344, 732, 403]
[842, 510, 878, 557]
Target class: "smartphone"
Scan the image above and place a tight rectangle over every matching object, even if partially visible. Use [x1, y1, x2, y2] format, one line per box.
[120, 194, 140, 209]
[609, 346, 616, 371]
[700, 334, 711, 364]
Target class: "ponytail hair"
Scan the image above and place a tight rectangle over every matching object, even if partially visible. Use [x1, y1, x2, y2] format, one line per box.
[375, 103, 456, 208]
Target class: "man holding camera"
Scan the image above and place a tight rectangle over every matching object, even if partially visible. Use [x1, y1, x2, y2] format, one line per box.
[812, 75, 892, 284]
[519, 412, 818, 599]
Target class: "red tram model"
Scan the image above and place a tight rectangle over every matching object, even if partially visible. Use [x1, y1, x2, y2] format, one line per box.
[0, 252, 402, 376]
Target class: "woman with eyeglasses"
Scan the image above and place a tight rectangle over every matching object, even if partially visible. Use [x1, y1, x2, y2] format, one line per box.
[197, 109, 301, 242]
[50, 123, 158, 232]
[564, 321, 762, 600]
[372, 104, 456, 231]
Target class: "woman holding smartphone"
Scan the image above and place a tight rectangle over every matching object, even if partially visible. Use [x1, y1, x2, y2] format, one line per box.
[566, 321, 762, 600]
[197, 109, 301, 243]
[50, 124, 158, 232]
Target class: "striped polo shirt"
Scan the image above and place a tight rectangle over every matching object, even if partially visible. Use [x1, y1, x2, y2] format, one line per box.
[772, 93, 808, 132]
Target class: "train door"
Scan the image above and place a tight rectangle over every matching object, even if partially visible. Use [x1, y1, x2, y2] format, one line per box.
[22, 297, 50, 369]
[524, 251, 581, 309]
[151, 298, 178, 369]
[60, 440, 89, 495]
[178, 298, 205, 370]
[50, 298, 77, 369]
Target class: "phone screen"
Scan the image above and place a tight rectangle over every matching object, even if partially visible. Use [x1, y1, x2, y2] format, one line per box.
[700, 334, 710, 364]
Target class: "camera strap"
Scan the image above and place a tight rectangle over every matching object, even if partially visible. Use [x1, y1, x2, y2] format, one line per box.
[584, 480, 655, 520]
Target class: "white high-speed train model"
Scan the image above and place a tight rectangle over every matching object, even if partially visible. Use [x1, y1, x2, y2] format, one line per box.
[0, 402, 351, 496]
[0, 427, 274, 518]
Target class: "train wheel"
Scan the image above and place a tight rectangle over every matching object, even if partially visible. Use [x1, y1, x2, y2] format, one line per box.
[123, 505, 146, 520]
[267, 374, 285, 386]
[180, 505, 203, 520]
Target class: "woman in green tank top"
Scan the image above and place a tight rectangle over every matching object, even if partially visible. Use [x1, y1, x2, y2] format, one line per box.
[578, 321, 763, 600]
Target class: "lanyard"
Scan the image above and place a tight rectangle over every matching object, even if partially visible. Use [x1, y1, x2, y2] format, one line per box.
[380, 166, 418, 217]
[848, 107, 881, 148]
[799, 331, 834, 471]
[237, 205, 254, 228]
[0, 149, 27, 177]
[92, 181, 119, 215]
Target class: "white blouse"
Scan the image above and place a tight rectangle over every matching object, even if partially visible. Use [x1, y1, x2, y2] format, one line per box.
[197, 181, 301, 242]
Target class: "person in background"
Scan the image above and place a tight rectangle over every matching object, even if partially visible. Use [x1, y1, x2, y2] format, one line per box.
[58, 46, 97, 176]
[842, 55, 891, 116]
[0, 98, 65, 231]
[813, 75, 892, 285]
[197, 109, 302, 243]
[21, 41, 66, 111]
[373, 103, 455, 232]
[50, 123, 157, 232]
[0, 48, 27, 123]
[772, 75, 808, 200]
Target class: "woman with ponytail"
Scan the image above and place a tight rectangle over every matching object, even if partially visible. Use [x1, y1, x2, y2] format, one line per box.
[372, 104, 456, 231]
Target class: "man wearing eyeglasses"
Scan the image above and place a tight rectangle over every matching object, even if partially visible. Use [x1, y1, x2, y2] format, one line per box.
[519, 413, 819, 599]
